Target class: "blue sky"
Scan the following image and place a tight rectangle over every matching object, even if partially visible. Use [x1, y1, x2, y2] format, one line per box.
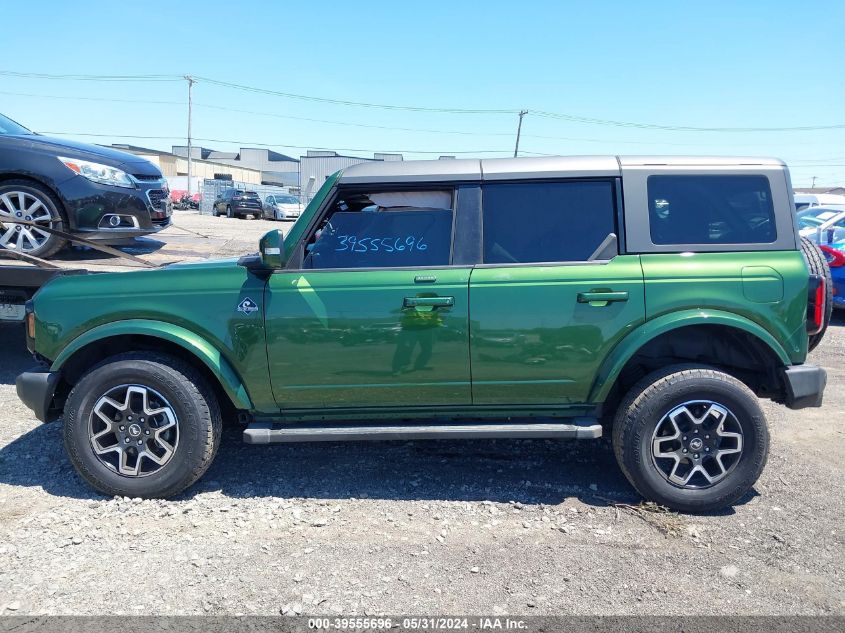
[2, 0, 843, 186]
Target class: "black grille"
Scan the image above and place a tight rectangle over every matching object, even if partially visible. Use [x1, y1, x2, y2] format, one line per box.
[133, 174, 162, 181]
[146, 189, 166, 210]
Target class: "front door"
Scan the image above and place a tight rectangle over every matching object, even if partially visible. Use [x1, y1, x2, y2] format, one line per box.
[265, 187, 471, 410]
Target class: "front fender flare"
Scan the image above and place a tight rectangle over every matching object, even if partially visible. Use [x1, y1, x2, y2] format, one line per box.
[588, 309, 792, 403]
[51, 319, 253, 410]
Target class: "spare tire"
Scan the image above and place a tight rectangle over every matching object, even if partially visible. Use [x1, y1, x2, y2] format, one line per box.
[800, 236, 833, 352]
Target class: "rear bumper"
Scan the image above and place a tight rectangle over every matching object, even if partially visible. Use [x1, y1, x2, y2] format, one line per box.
[782, 364, 827, 410]
[16, 367, 62, 423]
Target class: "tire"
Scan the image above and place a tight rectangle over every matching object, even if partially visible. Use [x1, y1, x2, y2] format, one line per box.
[801, 236, 833, 352]
[0, 179, 67, 258]
[63, 352, 222, 499]
[612, 365, 769, 513]
[226, 205, 234, 219]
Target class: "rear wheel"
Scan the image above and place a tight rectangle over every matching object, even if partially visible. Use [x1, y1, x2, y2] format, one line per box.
[613, 365, 768, 513]
[63, 352, 222, 498]
[0, 180, 66, 258]
[801, 236, 833, 352]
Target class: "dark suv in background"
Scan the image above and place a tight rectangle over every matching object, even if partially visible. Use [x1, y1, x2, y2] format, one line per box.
[213, 189, 263, 219]
[0, 113, 171, 258]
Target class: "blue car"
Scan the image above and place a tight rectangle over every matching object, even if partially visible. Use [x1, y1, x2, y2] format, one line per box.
[818, 241, 845, 309]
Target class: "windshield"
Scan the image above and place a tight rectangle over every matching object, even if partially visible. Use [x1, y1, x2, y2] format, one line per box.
[0, 113, 32, 135]
[276, 195, 299, 204]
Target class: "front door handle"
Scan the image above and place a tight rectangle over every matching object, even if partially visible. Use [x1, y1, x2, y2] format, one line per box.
[403, 296, 454, 308]
[577, 291, 629, 305]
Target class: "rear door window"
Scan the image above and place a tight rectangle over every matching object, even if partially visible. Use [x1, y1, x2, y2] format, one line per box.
[648, 175, 776, 245]
[481, 180, 617, 264]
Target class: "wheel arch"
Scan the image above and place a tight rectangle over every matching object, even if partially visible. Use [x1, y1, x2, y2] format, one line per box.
[51, 320, 253, 413]
[0, 173, 71, 222]
[590, 310, 791, 407]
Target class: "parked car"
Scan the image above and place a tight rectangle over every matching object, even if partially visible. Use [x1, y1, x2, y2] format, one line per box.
[794, 192, 845, 212]
[797, 206, 845, 239]
[817, 242, 845, 309]
[16, 156, 831, 512]
[263, 194, 302, 221]
[212, 189, 262, 219]
[0, 113, 171, 258]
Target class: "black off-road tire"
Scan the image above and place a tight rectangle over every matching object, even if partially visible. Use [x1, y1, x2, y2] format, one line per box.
[0, 179, 67, 258]
[612, 365, 769, 513]
[63, 352, 222, 498]
[800, 236, 833, 352]
[226, 205, 234, 219]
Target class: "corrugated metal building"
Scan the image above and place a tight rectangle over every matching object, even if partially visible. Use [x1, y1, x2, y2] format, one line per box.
[299, 151, 379, 203]
[172, 146, 299, 186]
[110, 145, 262, 183]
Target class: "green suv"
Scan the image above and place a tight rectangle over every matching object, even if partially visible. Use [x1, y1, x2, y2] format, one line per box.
[16, 156, 830, 512]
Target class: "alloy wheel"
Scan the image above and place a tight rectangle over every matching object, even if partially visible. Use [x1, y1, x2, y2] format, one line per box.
[650, 400, 744, 489]
[88, 384, 180, 477]
[0, 190, 56, 252]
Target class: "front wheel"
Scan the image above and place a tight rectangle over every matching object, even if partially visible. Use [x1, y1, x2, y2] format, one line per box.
[612, 366, 768, 513]
[63, 352, 222, 498]
[0, 180, 67, 258]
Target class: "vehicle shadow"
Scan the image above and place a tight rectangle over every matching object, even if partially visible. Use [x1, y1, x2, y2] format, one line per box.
[0, 323, 30, 385]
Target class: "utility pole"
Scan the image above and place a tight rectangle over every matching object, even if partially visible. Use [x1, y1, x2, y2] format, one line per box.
[513, 110, 527, 158]
[811, 176, 817, 188]
[185, 75, 195, 198]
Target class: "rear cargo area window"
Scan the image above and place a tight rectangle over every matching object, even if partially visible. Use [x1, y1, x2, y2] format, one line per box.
[482, 181, 617, 264]
[647, 175, 776, 245]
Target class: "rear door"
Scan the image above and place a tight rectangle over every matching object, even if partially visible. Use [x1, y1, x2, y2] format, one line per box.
[469, 179, 645, 405]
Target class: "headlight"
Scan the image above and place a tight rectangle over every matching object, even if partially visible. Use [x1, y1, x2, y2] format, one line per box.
[58, 157, 134, 188]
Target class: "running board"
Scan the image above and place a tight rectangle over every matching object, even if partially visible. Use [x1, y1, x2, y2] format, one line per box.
[243, 419, 602, 444]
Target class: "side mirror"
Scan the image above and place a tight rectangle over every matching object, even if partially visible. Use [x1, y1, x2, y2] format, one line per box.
[259, 229, 286, 269]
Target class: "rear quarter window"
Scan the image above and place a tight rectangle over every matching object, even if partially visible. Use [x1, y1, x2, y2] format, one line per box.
[648, 175, 776, 245]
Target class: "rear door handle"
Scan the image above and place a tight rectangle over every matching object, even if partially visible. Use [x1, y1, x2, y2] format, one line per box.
[403, 296, 454, 308]
[577, 291, 629, 305]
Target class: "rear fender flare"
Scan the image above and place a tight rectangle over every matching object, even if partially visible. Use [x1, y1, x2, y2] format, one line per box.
[51, 319, 252, 410]
[589, 309, 791, 403]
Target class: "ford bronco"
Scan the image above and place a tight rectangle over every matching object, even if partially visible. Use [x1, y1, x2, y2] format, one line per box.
[16, 156, 830, 512]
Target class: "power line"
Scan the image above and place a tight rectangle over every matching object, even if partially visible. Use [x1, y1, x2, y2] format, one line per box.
[4, 70, 844, 133]
[35, 130, 513, 155]
[0, 70, 181, 82]
[530, 109, 845, 132]
[0, 89, 183, 106]
[192, 76, 515, 114]
[9, 90, 839, 150]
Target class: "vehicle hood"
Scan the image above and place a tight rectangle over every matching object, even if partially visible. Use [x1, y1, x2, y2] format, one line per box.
[9, 133, 162, 175]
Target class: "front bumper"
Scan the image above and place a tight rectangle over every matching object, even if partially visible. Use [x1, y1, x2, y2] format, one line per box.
[16, 367, 62, 423]
[76, 219, 171, 241]
[782, 364, 827, 410]
[58, 175, 171, 233]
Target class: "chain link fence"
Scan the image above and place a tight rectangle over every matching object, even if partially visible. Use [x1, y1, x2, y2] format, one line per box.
[199, 179, 297, 216]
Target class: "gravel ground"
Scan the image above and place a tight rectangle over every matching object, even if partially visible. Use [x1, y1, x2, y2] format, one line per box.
[0, 213, 843, 616]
